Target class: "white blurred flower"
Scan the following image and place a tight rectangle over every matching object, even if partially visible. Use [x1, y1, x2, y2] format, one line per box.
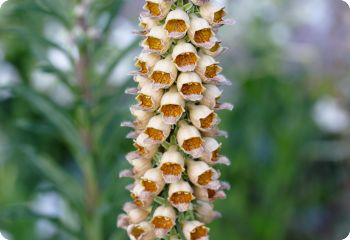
[0, 0, 8, 8]
[0, 231, 9, 240]
[313, 97, 349, 133]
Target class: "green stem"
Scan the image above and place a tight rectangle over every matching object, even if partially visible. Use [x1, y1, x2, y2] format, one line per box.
[178, 0, 184, 7]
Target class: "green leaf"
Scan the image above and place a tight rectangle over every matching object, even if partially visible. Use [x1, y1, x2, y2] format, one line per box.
[183, 3, 193, 12]
[22, 147, 84, 210]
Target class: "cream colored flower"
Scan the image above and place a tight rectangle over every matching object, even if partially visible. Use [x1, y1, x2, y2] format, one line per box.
[121, 107, 154, 131]
[200, 137, 230, 165]
[187, 159, 221, 190]
[143, 115, 171, 144]
[200, 1, 236, 27]
[140, 168, 166, 196]
[172, 40, 199, 72]
[200, 84, 222, 109]
[159, 86, 185, 125]
[138, 15, 160, 35]
[117, 204, 150, 229]
[168, 180, 195, 212]
[188, 14, 216, 49]
[151, 205, 176, 238]
[193, 186, 227, 202]
[142, 26, 171, 55]
[176, 121, 205, 158]
[126, 133, 159, 161]
[127, 221, 156, 240]
[149, 57, 178, 89]
[164, 8, 190, 39]
[177, 72, 205, 101]
[196, 52, 231, 85]
[195, 201, 221, 224]
[135, 83, 163, 112]
[143, 0, 172, 20]
[188, 103, 220, 131]
[119, 158, 153, 179]
[159, 146, 185, 183]
[130, 181, 154, 208]
[134, 52, 160, 76]
[182, 220, 209, 240]
[201, 38, 227, 57]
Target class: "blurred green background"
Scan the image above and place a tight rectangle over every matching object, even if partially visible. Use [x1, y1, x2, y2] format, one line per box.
[0, 0, 350, 239]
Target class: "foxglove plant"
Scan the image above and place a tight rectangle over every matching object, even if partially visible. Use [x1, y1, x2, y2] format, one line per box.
[118, 0, 234, 239]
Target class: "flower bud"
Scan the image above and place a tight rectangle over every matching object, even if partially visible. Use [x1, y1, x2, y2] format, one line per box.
[141, 168, 166, 196]
[127, 133, 159, 161]
[142, 26, 171, 54]
[127, 221, 156, 240]
[168, 180, 195, 212]
[177, 121, 204, 158]
[159, 86, 185, 125]
[134, 52, 160, 76]
[182, 220, 209, 240]
[194, 186, 226, 202]
[151, 205, 176, 238]
[188, 104, 220, 131]
[172, 41, 199, 72]
[143, 0, 172, 20]
[201, 137, 230, 165]
[201, 38, 227, 57]
[195, 201, 222, 224]
[177, 72, 205, 101]
[200, 1, 236, 27]
[164, 8, 190, 39]
[187, 159, 221, 190]
[149, 58, 178, 89]
[188, 14, 216, 49]
[159, 146, 185, 183]
[143, 115, 172, 144]
[136, 83, 164, 112]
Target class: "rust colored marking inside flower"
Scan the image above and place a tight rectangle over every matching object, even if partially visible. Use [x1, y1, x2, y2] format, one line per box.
[136, 60, 148, 74]
[160, 162, 182, 176]
[141, 179, 158, 193]
[183, 137, 203, 151]
[152, 216, 173, 229]
[161, 104, 183, 117]
[181, 83, 203, 95]
[175, 52, 197, 68]
[134, 143, 145, 156]
[131, 193, 144, 208]
[205, 64, 220, 78]
[214, 9, 226, 23]
[165, 19, 187, 33]
[170, 191, 193, 204]
[210, 42, 221, 52]
[198, 170, 213, 186]
[137, 94, 153, 109]
[191, 225, 209, 240]
[212, 148, 220, 161]
[146, 2, 161, 16]
[131, 226, 145, 238]
[207, 189, 216, 199]
[194, 28, 212, 44]
[145, 127, 164, 141]
[146, 37, 162, 51]
[151, 71, 172, 84]
[200, 113, 215, 129]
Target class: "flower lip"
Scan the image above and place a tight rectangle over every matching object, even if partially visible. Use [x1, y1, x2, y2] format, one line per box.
[164, 8, 190, 39]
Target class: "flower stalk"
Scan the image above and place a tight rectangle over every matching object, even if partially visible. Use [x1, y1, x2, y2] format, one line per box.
[119, 0, 234, 239]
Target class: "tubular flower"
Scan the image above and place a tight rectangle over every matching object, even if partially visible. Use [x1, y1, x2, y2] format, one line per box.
[119, 0, 234, 238]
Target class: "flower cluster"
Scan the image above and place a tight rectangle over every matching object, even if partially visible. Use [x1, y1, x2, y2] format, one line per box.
[118, 0, 234, 239]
